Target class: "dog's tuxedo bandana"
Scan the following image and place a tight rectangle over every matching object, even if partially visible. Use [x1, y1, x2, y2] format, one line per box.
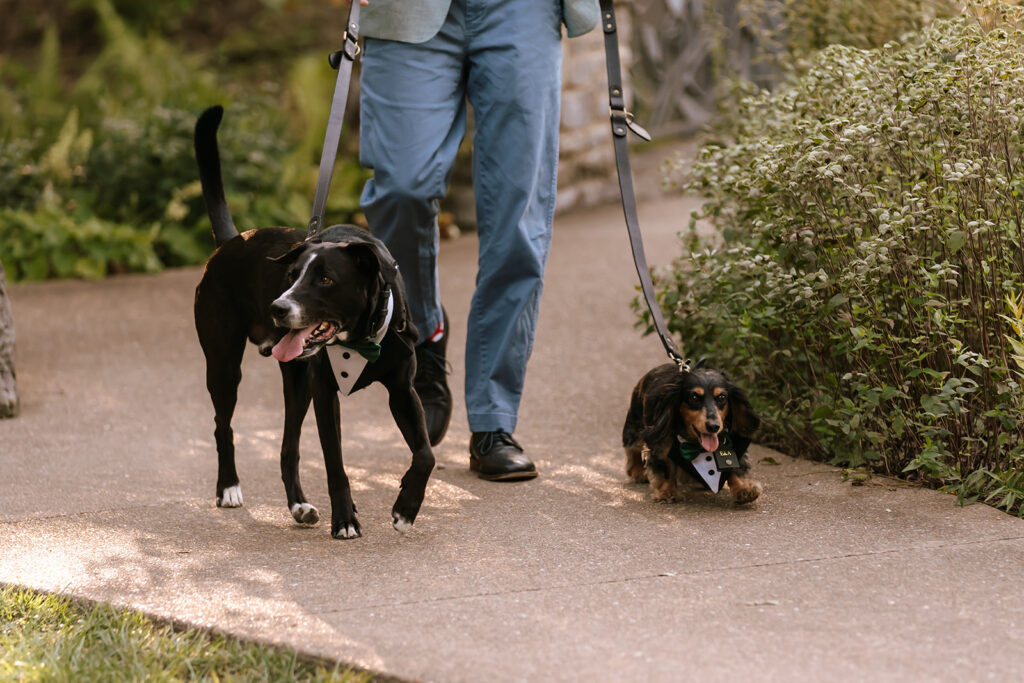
[672, 433, 741, 493]
[326, 290, 394, 395]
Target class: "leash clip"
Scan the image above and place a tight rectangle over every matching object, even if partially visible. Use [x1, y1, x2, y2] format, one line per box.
[673, 354, 691, 374]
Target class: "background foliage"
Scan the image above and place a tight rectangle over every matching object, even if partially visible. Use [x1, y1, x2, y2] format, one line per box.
[653, 1, 1024, 513]
[628, 0, 958, 137]
[0, 0, 366, 281]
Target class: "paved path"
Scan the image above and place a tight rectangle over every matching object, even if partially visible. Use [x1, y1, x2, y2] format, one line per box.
[2, 148, 1024, 681]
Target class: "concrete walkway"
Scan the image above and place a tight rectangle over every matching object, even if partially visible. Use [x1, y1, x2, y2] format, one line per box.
[2, 148, 1024, 681]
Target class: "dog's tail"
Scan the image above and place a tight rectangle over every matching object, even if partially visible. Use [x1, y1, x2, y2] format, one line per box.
[194, 105, 239, 247]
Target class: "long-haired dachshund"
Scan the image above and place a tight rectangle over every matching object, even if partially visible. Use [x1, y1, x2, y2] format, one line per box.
[622, 361, 763, 504]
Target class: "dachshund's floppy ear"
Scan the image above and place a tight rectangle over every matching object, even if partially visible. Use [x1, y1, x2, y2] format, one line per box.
[639, 370, 687, 455]
[726, 380, 760, 437]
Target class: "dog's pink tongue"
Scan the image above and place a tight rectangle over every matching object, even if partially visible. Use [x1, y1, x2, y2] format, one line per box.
[700, 432, 720, 453]
[271, 325, 317, 362]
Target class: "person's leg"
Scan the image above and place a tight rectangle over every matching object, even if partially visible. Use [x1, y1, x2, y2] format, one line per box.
[359, 16, 468, 344]
[464, 0, 563, 435]
[359, 10, 469, 446]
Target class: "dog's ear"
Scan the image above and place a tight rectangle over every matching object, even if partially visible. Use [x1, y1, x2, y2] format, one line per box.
[639, 370, 687, 455]
[346, 242, 399, 287]
[315, 225, 400, 285]
[726, 380, 760, 437]
[269, 241, 308, 265]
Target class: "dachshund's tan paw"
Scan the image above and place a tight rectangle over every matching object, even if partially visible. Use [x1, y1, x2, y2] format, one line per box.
[731, 479, 763, 505]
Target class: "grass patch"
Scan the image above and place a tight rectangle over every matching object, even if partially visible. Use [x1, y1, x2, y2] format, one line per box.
[0, 584, 371, 682]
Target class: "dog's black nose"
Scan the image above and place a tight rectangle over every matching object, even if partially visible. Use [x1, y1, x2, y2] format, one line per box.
[706, 420, 721, 434]
[269, 299, 290, 321]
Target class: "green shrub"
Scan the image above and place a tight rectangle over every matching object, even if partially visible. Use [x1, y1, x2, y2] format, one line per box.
[0, 0, 367, 281]
[0, 207, 162, 281]
[654, 2, 1024, 512]
[733, 0, 958, 65]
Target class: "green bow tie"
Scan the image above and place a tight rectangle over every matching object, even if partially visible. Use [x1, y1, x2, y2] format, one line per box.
[334, 340, 382, 363]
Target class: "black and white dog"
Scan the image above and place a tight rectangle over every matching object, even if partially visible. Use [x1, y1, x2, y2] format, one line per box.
[192, 105, 434, 539]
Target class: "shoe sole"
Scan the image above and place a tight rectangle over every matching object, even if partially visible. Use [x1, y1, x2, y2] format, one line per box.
[474, 469, 539, 481]
[469, 459, 538, 481]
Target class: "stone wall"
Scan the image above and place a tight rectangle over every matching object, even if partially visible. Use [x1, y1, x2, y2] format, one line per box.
[0, 260, 19, 418]
[556, 8, 633, 214]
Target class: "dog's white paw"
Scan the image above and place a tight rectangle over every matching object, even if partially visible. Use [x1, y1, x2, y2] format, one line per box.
[218, 485, 243, 508]
[290, 502, 320, 525]
[335, 524, 361, 539]
[392, 513, 413, 534]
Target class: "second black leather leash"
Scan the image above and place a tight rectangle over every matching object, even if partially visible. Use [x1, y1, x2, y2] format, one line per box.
[307, 1, 362, 237]
[598, 0, 690, 372]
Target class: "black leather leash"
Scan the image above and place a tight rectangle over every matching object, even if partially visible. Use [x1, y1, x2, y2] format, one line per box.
[307, 1, 362, 237]
[598, 0, 690, 373]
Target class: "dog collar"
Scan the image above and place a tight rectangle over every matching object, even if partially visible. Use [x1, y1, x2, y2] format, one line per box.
[326, 290, 393, 396]
[671, 432, 740, 493]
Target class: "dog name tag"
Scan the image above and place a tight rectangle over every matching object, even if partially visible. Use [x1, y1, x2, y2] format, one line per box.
[691, 452, 724, 492]
[715, 449, 739, 470]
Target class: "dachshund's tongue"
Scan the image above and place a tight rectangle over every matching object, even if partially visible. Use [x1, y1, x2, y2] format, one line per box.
[271, 324, 317, 362]
[700, 432, 720, 453]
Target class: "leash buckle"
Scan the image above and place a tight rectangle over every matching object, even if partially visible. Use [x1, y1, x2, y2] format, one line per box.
[307, 215, 322, 237]
[328, 31, 362, 69]
[610, 106, 652, 142]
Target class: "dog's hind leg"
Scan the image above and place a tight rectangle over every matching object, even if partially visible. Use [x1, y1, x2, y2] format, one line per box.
[310, 353, 361, 539]
[382, 376, 435, 533]
[197, 310, 246, 508]
[279, 360, 319, 526]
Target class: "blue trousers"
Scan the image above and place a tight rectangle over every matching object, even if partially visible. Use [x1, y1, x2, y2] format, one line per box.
[360, 0, 563, 434]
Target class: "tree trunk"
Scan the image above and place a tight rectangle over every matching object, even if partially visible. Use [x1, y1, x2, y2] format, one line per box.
[0, 260, 19, 418]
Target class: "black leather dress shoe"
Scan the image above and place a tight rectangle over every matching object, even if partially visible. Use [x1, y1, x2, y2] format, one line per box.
[469, 431, 538, 481]
[414, 308, 452, 447]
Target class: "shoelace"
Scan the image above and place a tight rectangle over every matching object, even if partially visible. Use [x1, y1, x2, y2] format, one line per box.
[475, 430, 523, 455]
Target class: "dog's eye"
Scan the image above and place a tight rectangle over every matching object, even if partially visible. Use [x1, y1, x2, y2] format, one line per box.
[715, 393, 728, 407]
[318, 276, 333, 286]
[686, 392, 703, 408]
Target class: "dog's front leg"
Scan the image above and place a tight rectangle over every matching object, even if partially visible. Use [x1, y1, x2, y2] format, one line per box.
[726, 472, 763, 505]
[311, 355, 361, 539]
[279, 361, 318, 525]
[644, 446, 681, 503]
[382, 375, 435, 533]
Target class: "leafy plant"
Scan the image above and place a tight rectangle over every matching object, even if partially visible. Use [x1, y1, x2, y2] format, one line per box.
[732, 0, 957, 67]
[0, 0, 367, 281]
[650, 1, 1024, 514]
